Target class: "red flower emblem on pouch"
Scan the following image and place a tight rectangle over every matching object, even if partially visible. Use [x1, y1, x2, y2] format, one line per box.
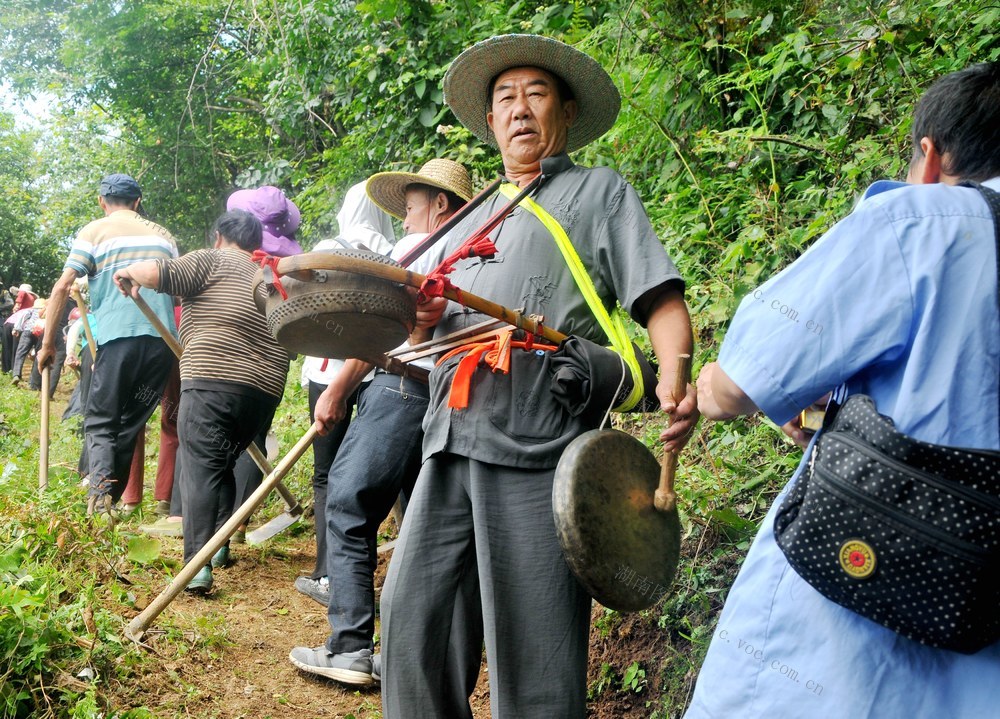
[839, 539, 876, 579]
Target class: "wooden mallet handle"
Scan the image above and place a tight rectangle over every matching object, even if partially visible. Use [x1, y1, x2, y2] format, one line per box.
[654, 354, 691, 513]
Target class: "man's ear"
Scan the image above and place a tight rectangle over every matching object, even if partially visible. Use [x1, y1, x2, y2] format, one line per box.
[434, 191, 448, 213]
[913, 136, 943, 184]
[562, 99, 578, 129]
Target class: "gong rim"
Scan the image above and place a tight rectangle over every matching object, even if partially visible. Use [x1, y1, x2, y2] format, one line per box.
[553, 428, 681, 611]
[252, 249, 416, 358]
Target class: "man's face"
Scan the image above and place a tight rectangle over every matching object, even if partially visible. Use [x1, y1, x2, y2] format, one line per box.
[403, 187, 436, 235]
[486, 67, 577, 170]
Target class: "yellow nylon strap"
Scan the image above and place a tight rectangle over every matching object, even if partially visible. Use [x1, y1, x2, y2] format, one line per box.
[499, 183, 644, 411]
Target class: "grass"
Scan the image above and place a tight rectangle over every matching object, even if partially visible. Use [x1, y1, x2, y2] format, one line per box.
[0, 361, 319, 719]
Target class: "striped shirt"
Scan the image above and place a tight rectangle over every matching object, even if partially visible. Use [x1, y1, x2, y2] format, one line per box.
[156, 248, 289, 399]
[65, 210, 178, 345]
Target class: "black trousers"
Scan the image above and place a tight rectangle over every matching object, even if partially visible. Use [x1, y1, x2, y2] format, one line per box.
[1, 322, 15, 374]
[85, 336, 173, 502]
[177, 384, 279, 565]
[230, 415, 276, 523]
[29, 331, 66, 396]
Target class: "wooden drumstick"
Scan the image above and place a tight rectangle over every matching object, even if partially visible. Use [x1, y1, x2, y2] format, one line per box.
[654, 354, 691, 513]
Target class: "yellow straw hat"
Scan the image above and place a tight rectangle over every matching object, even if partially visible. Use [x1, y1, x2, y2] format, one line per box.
[366, 159, 473, 220]
[443, 34, 621, 153]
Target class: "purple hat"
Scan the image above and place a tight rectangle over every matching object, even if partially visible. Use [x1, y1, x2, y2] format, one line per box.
[226, 186, 303, 257]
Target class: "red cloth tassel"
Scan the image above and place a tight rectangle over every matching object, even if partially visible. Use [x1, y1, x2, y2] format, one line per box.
[251, 250, 289, 300]
[436, 330, 558, 410]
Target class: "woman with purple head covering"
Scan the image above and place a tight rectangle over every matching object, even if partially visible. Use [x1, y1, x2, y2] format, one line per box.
[224, 185, 301, 542]
[227, 186, 302, 257]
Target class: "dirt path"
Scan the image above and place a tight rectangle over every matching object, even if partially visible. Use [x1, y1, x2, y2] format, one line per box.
[116, 531, 491, 719]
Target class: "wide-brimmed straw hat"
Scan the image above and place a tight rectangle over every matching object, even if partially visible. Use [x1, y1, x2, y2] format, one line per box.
[443, 34, 621, 153]
[17, 284, 35, 296]
[366, 159, 473, 220]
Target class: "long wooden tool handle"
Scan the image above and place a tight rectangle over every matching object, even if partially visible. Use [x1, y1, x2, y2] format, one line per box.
[654, 354, 691, 513]
[71, 287, 98, 362]
[120, 278, 300, 513]
[245, 443, 301, 513]
[39, 367, 50, 493]
[276, 254, 569, 346]
[125, 423, 319, 642]
[120, 279, 183, 358]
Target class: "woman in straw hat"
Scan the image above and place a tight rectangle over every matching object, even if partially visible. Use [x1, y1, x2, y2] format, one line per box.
[288, 158, 479, 687]
[373, 35, 696, 719]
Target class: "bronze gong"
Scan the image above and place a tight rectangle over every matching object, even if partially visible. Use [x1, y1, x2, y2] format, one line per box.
[553, 429, 681, 612]
[252, 249, 416, 359]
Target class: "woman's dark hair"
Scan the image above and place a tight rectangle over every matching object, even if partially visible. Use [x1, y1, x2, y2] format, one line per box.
[911, 61, 1000, 181]
[212, 210, 263, 251]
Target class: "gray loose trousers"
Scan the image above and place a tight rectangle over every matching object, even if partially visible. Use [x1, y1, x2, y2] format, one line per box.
[381, 454, 591, 719]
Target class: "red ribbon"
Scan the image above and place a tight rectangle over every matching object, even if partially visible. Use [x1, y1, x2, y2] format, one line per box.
[251, 250, 288, 300]
[436, 328, 557, 409]
[418, 236, 498, 302]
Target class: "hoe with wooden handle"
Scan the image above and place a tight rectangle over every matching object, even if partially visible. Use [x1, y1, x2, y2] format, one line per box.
[126, 423, 318, 642]
[39, 366, 50, 494]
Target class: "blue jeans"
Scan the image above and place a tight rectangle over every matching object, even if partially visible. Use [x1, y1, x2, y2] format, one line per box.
[325, 371, 429, 653]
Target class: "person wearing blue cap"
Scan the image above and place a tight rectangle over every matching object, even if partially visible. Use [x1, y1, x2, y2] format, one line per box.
[38, 173, 179, 519]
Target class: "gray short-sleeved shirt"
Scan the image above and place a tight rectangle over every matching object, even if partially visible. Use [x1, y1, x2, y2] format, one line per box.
[422, 153, 682, 468]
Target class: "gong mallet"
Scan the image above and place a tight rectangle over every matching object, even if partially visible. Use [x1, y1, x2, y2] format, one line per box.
[654, 354, 691, 513]
[119, 278, 305, 527]
[125, 423, 319, 643]
[39, 366, 51, 493]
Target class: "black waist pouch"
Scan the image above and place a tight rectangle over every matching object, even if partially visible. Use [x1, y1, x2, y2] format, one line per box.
[774, 394, 1000, 654]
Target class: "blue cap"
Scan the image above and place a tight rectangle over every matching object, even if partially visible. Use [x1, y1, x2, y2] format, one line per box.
[99, 173, 142, 199]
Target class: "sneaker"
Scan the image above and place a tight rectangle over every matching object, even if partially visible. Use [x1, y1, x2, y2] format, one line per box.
[155, 500, 171, 517]
[186, 565, 213, 594]
[294, 576, 330, 607]
[139, 517, 183, 537]
[288, 647, 374, 686]
[211, 545, 231, 569]
[371, 653, 381, 683]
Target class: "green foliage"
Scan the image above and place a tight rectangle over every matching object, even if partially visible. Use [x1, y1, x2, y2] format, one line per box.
[0, 1, 998, 716]
[0, 112, 62, 292]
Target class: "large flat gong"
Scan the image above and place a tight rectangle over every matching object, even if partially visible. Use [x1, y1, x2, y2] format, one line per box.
[553, 429, 681, 611]
[252, 249, 416, 359]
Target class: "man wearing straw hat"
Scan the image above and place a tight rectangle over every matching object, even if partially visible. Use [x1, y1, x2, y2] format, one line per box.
[377, 35, 698, 718]
[37, 173, 178, 518]
[289, 158, 478, 686]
